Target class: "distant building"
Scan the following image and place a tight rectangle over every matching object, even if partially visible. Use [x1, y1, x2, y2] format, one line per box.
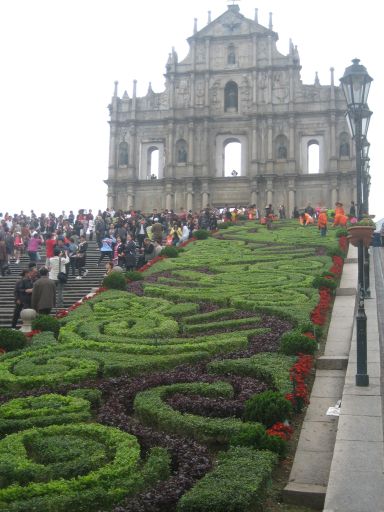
[106, 4, 355, 212]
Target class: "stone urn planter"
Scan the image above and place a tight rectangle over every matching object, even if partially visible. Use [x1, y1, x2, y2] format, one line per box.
[347, 225, 374, 248]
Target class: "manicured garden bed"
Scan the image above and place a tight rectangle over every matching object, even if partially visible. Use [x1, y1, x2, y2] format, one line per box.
[0, 221, 347, 511]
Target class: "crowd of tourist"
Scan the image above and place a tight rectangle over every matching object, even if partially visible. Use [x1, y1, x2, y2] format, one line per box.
[0, 201, 360, 328]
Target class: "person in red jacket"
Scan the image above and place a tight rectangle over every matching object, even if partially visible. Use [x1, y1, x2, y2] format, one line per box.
[45, 233, 57, 266]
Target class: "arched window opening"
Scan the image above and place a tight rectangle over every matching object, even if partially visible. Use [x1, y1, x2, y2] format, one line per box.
[176, 139, 188, 163]
[227, 44, 236, 65]
[339, 133, 350, 157]
[224, 140, 241, 177]
[308, 141, 320, 174]
[148, 147, 160, 179]
[224, 81, 238, 112]
[118, 142, 129, 166]
[275, 135, 288, 160]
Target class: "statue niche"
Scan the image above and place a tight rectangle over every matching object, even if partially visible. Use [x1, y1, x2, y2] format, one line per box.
[339, 133, 350, 157]
[227, 44, 236, 65]
[176, 139, 188, 163]
[224, 81, 238, 112]
[275, 134, 288, 160]
[118, 142, 129, 166]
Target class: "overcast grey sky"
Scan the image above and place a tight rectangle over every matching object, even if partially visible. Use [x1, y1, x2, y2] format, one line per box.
[0, 0, 381, 218]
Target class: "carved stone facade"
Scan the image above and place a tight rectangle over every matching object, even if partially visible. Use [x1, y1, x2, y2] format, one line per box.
[106, 5, 355, 213]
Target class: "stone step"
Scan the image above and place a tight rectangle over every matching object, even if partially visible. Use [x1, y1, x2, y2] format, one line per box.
[0, 241, 112, 328]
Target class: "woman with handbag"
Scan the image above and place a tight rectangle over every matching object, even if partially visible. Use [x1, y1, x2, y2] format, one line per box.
[48, 247, 69, 308]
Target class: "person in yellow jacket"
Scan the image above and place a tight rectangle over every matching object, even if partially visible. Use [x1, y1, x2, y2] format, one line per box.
[169, 223, 183, 246]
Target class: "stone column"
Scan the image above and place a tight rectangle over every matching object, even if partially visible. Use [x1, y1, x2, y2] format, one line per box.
[188, 122, 194, 165]
[251, 189, 257, 205]
[331, 187, 338, 206]
[201, 180, 210, 208]
[288, 188, 296, 218]
[330, 112, 336, 158]
[266, 178, 273, 206]
[185, 181, 194, 212]
[107, 192, 115, 209]
[204, 72, 209, 106]
[129, 124, 137, 175]
[167, 122, 174, 178]
[108, 124, 117, 179]
[127, 187, 134, 211]
[251, 119, 257, 161]
[190, 73, 195, 108]
[289, 116, 295, 160]
[202, 120, 209, 176]
[267, 117, 273, 160]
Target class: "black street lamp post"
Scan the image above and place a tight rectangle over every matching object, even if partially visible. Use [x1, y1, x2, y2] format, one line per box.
[340, 58, 373, 387]
[362, 138, 371, 297]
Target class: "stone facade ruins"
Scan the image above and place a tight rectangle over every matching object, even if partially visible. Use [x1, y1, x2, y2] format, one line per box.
[105, 4, 355, 213]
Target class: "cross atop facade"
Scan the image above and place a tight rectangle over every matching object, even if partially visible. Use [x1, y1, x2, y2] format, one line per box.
[228, 0, 240, 6]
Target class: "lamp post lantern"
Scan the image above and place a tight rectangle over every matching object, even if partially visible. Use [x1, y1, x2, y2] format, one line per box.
[340, 58, 373, 387]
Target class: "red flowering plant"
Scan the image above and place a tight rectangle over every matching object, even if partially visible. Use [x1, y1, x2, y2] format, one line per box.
[330, 255, 344, 276]
[338, 235, 348, 253]
[178, 237, 196, 248]
[55, 309, 69, 319]
[138, 256, 166, 273]
[310, 287, 332, 326]
[266, 422, 294, 441]
[285, 353, 313, 413]
[25, 329, 42, 338]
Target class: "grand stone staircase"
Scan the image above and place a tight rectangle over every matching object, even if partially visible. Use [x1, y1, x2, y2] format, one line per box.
[0, 241, 106, 328]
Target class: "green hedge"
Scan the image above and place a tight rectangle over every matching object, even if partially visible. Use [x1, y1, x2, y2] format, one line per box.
[177, 447, 277, 512]
[0, 393, 92, 435]
[279, 330, 317, 355]
[67, 388, 102, 408]
[102, 271, 127, 290]
[32, 315, 61, 339]
[0, 349, 100, 392]
[134, 382, 274, 449]
[182, 308, 236, 324]
[160, 246, 179, 258]
[244, 391, 293, 428]
[0, 423, 170, 511]
[0, 328, 27, 352]
[182, 316, 262, 334]
[193, 229, 211, 239]
[208, 353, 296, 395]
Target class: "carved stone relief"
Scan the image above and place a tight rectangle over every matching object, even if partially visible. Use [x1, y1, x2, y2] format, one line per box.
[272, 71, 289, 103]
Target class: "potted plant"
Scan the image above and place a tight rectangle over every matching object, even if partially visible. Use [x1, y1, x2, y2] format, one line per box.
[347, 217, 375, 247]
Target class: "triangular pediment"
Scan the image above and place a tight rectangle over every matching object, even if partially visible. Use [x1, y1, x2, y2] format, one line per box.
[189, 6, 271, 41]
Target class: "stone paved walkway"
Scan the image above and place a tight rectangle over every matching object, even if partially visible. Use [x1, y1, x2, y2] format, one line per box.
[285, 245, 384, 511]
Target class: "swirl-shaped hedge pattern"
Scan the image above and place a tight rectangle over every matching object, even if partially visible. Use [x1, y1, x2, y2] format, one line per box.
[0, 394, 92, 435]
[0, 423, 170, 511]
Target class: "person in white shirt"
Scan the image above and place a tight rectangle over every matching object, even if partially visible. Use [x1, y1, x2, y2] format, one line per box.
[179, 223, 190, 244]
[48, 247, 69, 308]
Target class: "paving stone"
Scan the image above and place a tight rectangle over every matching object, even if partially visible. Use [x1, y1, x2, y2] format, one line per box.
[330, 440, 384, 472]
[310, 375, 345, 398]
[336, 415, 383, 442]
[324, 471, 384, 512]
[343, 376, 382, 395]
[297, 421, 338, 452]
[288, 450, 333, 486]
[303, 397, 341, 423]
